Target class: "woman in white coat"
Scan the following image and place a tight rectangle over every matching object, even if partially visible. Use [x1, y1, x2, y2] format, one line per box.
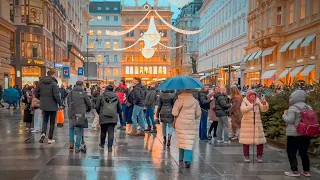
[172, 90, 201, 168]
[239, 90, 269, 163]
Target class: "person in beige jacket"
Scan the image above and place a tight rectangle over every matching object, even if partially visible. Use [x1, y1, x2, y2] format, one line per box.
[239, 90, 269, 163]
[172, 90, 201, 168]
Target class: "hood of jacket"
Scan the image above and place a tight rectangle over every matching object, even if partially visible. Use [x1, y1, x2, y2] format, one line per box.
[289, 90, 306, 106]
[73, 85, 84, 92]
[41, 76, 57, 84]
[134, 83, 143, 89]
[103, 91, 118, 102]
[246, 90, 257, 100]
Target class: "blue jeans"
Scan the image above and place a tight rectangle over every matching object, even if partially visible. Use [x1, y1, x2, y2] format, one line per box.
[216, 116, 229, 141]
[162, 122, 173, 136]
[121, 104, 127, 126]
[33, 108, 42, 131]
[199, 109, 208, 140]
[146, 106, 156, 128]
[69, 127, 83, 149]
[132, 105, 145, 130]
[126, 106, 133, 124]
[179, 148, 193, 162]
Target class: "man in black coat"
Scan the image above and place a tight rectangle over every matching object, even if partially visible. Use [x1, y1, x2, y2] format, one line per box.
[129, 77, 146, 136]
[199, 85, 212, 140]
[214, 87, 231, 143]
[35, 70, 62, 144]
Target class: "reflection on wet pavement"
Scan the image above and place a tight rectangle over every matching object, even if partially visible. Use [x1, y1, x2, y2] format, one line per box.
[0, 108, 319, 180]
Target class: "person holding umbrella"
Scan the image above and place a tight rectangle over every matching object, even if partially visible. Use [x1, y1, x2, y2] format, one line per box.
[239, 90, 268, 163]
[3, 87, 20, 109]
[158, 76, 203, 168]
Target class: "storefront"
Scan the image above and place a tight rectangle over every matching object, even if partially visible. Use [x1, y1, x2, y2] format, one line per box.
[245, 72, 260, 86]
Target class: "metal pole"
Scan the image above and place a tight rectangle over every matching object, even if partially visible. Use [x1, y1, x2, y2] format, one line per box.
[260, 48, 263, 85]
[86, 21, 89, 83]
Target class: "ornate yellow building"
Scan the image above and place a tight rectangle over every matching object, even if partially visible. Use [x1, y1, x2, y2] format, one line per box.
[121, 2, 173, 85]
[245, 0, 320, 86]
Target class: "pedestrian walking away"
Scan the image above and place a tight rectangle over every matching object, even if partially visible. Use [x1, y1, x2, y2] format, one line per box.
[59, 85, 68, 107]
[283, 90, 314, 177]
[239, 90, 268, 163]
[156, 90, 175, 147]
[95, 85, 123, 152]
[67, 81, 91, 153]
[91, 86, 101, 131]
[172, 90, 201, 168]
[144, 83, 158, 133]
[199, 85, 212, 140]
[35, 70, 63, 144]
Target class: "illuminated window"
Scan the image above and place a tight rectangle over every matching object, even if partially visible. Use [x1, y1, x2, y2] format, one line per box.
[106, 42, 110, 48]
[106, 68, 111, 76]
[139, 67, 144, 74]
[98, 68, 102, 76]
[153, 66, 157, 74]
[144, 67, 148, 74]
[163, 66, 167, 74]
[276, 7, 282, 25]
[159, 66, 163, 74]
[113, 68, 119, 76]
[89, 42, 94, 48]
[97, 16, 102, 20]
[89, 30, 94, 35]
[97, 55, 102, 62]
[139, 41, 144, 49]
[134, 66, 139, 74]
[149, 66, 152, 74]
[129, 66, 134, 74]
[300, 0, 306, 19]
[125, 66, 129, 74]
[114, 42, 118, 49]
[289, 3, 294, 24]
[97, 30, 102, 36]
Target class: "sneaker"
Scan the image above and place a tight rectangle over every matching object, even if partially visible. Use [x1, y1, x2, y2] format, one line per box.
[144, 127, 151, 132]
[224, 141, 231, 144]
[230, 136, 238, 141]
[301, 171, 311, 177]
[244, 156, 250, 163]
[216, 140, 223, 143]
[108, 146, 112, 152]
[81, 144, 87, 153]
[257, 156, 263, 163]
[121, 126, 126, 130]
[39, 133, 45, 143]
[91, 127, 98, 131]
[75, 148, 81, 153]
[185, 162, 191, 168]
[284, 171, 300, 177]
[99, 143, 105, 150]
[48, 139, 56, 144]
[128, 130, 138, 136]
[149, 129, 157, 133]
[25, 128, 30, 131]
[31, 129, 39, 133]
[208, 133, 212, 140]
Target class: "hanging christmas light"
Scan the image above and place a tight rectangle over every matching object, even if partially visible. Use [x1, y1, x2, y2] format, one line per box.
[159, 42, 184, 49]
[141, 16, 161, 47]
[141, 37, 156, 59]
[168, 0, 191, 8]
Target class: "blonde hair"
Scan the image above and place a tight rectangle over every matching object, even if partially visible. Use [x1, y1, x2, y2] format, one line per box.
[231, 87, 242, 100]
[220, 87, 227, 94]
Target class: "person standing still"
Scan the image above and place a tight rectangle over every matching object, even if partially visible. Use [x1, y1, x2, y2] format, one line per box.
[129, 77, 146, 136]
[115, 80, 128, 130]
[207, 89, 219, 139]
[229, 87, 243, 140]
[199, 85, 212, 140]
[144, 83, 158, 133]
[35, 70, 63, 144]
[59, 85, 68, 107]
[31, 81, 42, 133]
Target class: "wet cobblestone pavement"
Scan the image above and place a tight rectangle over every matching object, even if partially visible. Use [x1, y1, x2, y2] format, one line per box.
[0, 107, 320, 180]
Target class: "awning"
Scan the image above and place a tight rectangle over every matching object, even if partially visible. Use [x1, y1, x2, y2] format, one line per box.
[262, 45, 277, 56]
[300, 65, 315, 76]
[301, 34, 316, 47]
[280, 41, 292, 52]
[289, 38, 303, 50]
[290, 66, 304, 77]
[261, 70, 277, 79]
[244, 54, 252, 61]
[279, 68, 292, 78]
[247, 52, 258, 61]
[254, 51, 262, 59]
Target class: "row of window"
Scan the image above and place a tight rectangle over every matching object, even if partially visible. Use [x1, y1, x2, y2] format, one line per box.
[97, 6, 118, 11]
[96, 55, 119, 63]
[124, 54, 168, 62]
[89, 41, 119, 49]
[97, 68, 119, 77]
[97, 16, 119, 22]
[124, 66, 167, 75]
[123, 18, 169, 26]
[89, 29, 168, 38]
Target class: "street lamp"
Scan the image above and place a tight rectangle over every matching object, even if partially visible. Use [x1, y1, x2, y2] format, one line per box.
[251, 29, 265, 85]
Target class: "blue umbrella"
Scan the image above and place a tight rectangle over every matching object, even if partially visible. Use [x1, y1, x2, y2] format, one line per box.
[157, 76, 204, 91]
[3, 88, 20, 104]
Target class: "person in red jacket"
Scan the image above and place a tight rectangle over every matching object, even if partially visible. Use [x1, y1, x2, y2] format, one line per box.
[115, 80, 128, 130]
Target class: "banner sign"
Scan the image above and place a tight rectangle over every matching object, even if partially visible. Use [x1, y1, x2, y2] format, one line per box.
[78, 67, 84, 76]
[62, 66, 70, 79]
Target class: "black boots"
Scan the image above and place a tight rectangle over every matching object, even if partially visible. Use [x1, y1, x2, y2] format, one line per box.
[167, 135, 172, 147]
[163, 136, 166, 146]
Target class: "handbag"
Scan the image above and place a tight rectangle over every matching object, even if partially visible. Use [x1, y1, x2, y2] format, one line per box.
[70, 91, 89, 128]
[57, 110, 65, 127]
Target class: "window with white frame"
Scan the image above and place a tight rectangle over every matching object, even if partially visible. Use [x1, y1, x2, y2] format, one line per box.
[114, 55, 118, 62]
[97, 16, 102, 21]
[105, 55, 109, 62]
[276, 7, 282, 25]
[114, 42, 118, 49]
[106, 42, 110, 49]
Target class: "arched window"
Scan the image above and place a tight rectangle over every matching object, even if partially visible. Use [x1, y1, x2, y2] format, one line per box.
[163, 66, 167, 74]
[125, 18, 129, 25]
[139, 66, 144, 74]
[149, 66, 152, 74]
[159, 66, 163, 74]
[125, 66, 129, 74]
[129, 66, 133, 74]
[144, 67, 148, 74]
[130, 18, 134, 25]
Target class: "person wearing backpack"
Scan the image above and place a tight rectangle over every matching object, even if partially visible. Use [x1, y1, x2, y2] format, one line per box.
[95, 85, 122, 152]
[283, 90, 317, 177]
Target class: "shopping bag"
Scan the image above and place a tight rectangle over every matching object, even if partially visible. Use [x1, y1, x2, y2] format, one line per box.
[57, 110, 64, 128]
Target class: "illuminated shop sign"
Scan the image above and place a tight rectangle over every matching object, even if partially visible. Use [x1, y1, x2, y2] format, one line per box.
[27, 59, 45, 65]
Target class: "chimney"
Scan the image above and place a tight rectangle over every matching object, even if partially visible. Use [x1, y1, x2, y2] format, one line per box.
[154, 0, 158, 6]
[135, 0, 138, 6]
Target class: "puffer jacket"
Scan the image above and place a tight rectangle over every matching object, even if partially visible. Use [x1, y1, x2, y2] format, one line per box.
[95, 90, 122, 124]
[214, 92, 231, 117]
[199, 90, 211, 110]
[67, 86, 92, 127]
[282, 90, 311, 136]
[239, 91, 269, 145]
[35, 76, 62, 111]
[156, 91, 175, 123]
[144, 88, 157, 107]
[172, 93, 201, 150]
[132, 83, 144, 107]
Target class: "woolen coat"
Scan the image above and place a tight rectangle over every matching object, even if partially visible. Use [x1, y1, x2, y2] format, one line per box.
[208, 92, 218, 121]
[239, 97, 269, 145]
[172, 93, 201, 150]
[230, 96, 243, 129]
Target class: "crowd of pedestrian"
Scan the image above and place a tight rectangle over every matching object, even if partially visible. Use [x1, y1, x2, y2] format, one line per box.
[0, 73, 316, 176]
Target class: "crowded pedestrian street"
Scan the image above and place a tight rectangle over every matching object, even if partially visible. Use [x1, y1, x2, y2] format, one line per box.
[0, 106, 319, 180]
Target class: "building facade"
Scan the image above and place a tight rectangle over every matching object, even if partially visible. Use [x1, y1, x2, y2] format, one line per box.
[86, 1, 122, 85]
[198, 0, 249, 86]
[245, 0, 320, 86]
[172, 0, 202, 76]
[121, 2, 173, 86]
[10, 0, 67, 87]
[0, 0, 16, 88]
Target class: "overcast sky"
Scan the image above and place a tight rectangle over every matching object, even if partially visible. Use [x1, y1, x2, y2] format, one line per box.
[90, 0, 181, 19]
